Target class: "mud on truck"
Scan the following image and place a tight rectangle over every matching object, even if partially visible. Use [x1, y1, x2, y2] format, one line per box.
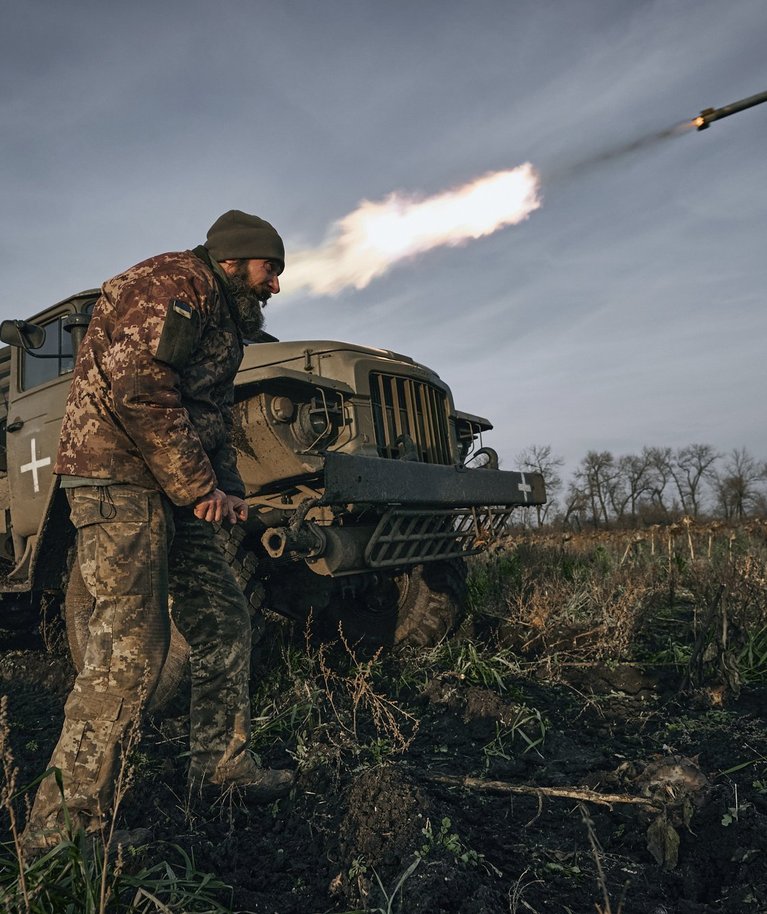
[0, 289, 545, 706]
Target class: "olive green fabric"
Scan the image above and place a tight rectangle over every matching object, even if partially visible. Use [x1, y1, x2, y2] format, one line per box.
[155, 298, 203, 370]
[204, 210, 285, 272]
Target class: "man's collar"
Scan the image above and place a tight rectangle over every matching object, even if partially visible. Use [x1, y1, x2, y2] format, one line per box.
[191, 245, 230, 285]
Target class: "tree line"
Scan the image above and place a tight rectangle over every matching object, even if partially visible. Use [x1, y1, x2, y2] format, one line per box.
[514, 444, 767, 529]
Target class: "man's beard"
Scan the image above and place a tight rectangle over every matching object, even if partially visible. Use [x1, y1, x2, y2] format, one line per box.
[227, 265, 270, 339]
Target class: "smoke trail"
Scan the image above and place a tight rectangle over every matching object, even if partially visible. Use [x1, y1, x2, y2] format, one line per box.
[283, 163, 541, 297]
[546, 121, 694, 183]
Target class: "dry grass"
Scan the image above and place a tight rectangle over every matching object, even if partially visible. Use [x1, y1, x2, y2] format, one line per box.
[466, 521, 767, 693]
[318, 628, 420, 754]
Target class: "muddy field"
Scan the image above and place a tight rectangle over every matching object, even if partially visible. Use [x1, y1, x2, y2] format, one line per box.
[2, 526, 767, 913]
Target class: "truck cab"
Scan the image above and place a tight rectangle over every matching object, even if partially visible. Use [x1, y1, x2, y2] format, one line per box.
[0, 290, 98, 588]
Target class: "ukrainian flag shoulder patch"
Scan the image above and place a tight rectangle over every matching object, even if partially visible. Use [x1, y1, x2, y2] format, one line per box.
[171, 298, 194, 319]
[155, 298, 201, 368]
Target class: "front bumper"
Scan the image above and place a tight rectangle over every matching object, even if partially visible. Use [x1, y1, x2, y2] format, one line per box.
[322, 452, 546, 508]
[260, 454, 547, 575]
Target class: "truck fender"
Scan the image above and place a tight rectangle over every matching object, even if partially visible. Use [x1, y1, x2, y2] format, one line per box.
[6, 481, 75, 593]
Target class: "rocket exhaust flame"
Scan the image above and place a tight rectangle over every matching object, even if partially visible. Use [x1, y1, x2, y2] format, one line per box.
[284, 163, 541, 297]
[281, 89, 763, 300]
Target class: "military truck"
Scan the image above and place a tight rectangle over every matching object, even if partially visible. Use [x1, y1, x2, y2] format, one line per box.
[0, 288, 545, 705]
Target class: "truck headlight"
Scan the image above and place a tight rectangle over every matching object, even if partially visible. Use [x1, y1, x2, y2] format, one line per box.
[291, 392, 344, 450]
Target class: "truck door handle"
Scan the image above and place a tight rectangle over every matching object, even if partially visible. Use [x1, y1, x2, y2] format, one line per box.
[6, 420, 24, 432]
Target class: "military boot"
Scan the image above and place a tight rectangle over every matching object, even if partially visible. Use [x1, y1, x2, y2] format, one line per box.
[188, 755, 295, 805]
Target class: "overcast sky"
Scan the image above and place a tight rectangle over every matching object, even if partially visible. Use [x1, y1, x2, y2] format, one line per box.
[2, 0, 765, 476]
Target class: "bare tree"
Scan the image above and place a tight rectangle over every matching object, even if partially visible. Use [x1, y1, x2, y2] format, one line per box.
[645, 446, 674, 519]
[522, 442, 764, 527]
[611, 450, 656, 526]
[572, 451, 617, 529]
[670, 444, 720, 517]
[515, 444, 564, 526]
[562, 482, 589, 531]
[753, 489, 767, 518]
[714, 447, 767, 519]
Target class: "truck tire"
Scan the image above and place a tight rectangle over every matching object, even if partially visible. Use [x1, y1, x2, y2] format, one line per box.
[64, 525, 265, 711]
[325, 559, 467, 649]
[216, 524, 267, 643]
[393, 559, 468, 646]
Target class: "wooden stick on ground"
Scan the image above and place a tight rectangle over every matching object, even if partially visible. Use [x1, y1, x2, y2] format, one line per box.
[428, 774, 659, 810]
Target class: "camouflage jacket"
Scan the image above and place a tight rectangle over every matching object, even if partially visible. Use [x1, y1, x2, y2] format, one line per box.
[55, 250, 245, 506]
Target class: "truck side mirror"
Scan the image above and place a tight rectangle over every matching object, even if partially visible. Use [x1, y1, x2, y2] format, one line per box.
[0, 319, 46, 351]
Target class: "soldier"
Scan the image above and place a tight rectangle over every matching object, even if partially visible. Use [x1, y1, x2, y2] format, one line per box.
[23, 210, 295, 850]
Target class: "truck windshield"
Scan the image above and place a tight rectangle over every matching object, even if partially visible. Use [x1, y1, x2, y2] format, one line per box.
[21, 315, 74, 390]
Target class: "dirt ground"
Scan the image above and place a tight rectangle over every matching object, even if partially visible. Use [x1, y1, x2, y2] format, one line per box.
[2, 561, 767, 913]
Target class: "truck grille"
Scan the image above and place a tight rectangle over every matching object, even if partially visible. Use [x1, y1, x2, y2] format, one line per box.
[370, 372, 452, 465]
[365, 506, 514, 567]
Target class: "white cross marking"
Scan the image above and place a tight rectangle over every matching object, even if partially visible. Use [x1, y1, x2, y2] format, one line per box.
[20, 438, 51, 494]
[518, 473, 532, 503]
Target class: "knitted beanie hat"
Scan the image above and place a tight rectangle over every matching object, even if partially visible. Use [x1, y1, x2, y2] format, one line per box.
[204, 210, 285, 272]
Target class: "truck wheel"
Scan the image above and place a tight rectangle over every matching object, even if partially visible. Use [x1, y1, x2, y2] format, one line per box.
[64, 557, 189, 712]
[64, 525, 265, 710]
[215, 524, 267, 644]
[326, 559, 467, 649]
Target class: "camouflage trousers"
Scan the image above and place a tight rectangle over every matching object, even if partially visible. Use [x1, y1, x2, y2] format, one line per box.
[29, 484, 252, 833]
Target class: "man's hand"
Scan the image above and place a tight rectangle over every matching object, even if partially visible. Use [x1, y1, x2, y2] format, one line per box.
[226, 494, 249, 523]
[193, 489, 248, 524]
